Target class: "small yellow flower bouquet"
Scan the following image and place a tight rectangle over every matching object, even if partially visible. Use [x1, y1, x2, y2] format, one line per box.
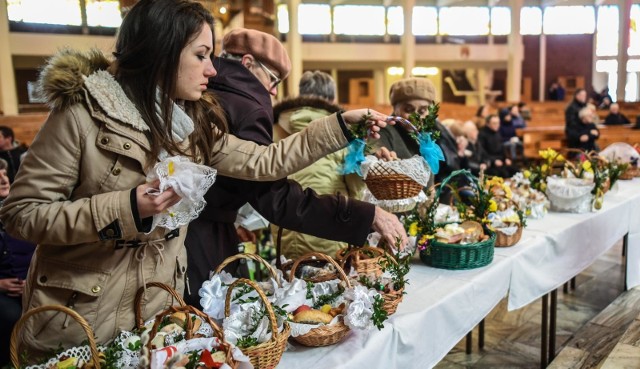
[523, 148, 565, 193]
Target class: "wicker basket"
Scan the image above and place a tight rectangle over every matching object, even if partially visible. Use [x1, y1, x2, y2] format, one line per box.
[493, 198, 524, 248]
[11, 305, 103, 369]
[382, 287, 404, 315]
[134, 282, 186, 331]
[224, 279, 290, 369]
[216, 253, 280, 283]
[147, 305, 239, 368]
[364, 163, 423, 200]
[274, 227, 339, 283]
[620, 166, 640, 180]
[289, 252, 352, 347]
[419, 170, 496, 270]
[337, 246, 385, 278]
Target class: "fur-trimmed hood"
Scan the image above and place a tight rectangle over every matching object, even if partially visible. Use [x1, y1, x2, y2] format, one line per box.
[273, 96, 341, 123]
[38, 48, 111, 112]
[37, 49, 189, 134]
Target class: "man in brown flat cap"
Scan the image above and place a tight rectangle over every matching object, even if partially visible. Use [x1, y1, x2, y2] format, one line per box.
[377, 77, 470, 197]
[184, 28, 406, 308]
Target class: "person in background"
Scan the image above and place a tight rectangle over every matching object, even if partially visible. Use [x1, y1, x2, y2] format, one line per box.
[597, 87, 613, 110]
[0, 159, 36, 366]
[604, 103, 631, 125]
[184, 29, 406, 307]
[499, 106, 524, 161]
[461, 121, 490, 177]
[518, 102, 532, 122]
[586, 102, 601, 124]
[0, 126, 28, 183]
[271, 71, 366, 259]
[568, 107, 600, 152]
[0, 0, 394, 351]
[472, 104, 492, 129]
[478, 115, 517, 178]
[565, 88, 588, 152]
[549, 82, 566, 101]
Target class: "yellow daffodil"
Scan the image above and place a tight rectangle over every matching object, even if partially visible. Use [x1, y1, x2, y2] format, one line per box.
[581, 160, 593, 173]
[556, 154, 565, 162]
[539, 149, 549, 160]
[541, 164, 548, 173]
[168, 161, 175, 176]
[488, 199, 498, 212]
[540, 182, 547, 192]
[503, 185, 513, 199]
[523, 170, 531, 178]
[408, 222, 419, 237]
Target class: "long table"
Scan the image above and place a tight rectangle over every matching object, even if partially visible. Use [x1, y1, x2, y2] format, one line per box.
[278, 178, 640, 369]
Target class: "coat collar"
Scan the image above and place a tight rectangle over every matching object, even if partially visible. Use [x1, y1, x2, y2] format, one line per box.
[273, 96, 341, 123]
[208, 58, 273, 113]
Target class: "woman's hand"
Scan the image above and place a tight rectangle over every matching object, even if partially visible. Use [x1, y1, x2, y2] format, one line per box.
[372, 206, 408, 250]
[0, 278, 25, 297]
[136, 180, 182, 219]
[341, 109, 394, 139]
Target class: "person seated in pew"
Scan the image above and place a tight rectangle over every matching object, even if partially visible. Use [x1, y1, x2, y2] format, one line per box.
[568, 107, 600, 154]
[478, 115, 518, 178]
[604, 103, 631, 125]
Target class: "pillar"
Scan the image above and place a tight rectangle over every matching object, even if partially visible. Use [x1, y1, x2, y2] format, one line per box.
[374, 68, 386, 105]
[286, 0, 302, 97]
[616, 0, 632, 102]
[506, 0, 523, 103]
[539, 33, 546, 101]
[400, 0, 415, 79]
[0, 0, 18, 115]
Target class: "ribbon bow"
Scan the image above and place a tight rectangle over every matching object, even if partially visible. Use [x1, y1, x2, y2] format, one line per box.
[417, 132, 445, 174]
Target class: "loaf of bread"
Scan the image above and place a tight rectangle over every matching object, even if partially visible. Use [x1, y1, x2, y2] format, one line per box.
[293, 309, 334, 324]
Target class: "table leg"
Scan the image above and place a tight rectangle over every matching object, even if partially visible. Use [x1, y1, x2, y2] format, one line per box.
[479, 319, 485, 350]
[624, 233, 629, 291]
[570, 277, 576, 290]
[563, 282, 568, 294]
[466, 331, 472, 354]
[541, 294, 549, 369]
[549, 289, 558, 363]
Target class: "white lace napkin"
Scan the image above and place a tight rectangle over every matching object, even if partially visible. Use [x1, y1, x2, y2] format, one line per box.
[146, 156, 217, 231]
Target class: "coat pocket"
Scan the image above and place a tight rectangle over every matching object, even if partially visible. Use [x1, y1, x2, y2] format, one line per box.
[22, 258, 111, 351]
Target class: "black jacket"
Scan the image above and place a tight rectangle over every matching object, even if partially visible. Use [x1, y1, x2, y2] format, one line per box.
[567, 122, 599, 152]
[184, 58, 375, 307]
[565, 99, 587, 144]
[604, 113, 630, 125]
[478, 126, 506, 163]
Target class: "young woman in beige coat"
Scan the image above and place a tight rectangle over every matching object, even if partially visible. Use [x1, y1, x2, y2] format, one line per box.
[0, 0, 400, 352]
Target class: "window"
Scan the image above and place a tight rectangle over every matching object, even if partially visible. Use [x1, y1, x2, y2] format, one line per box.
[334, 5, 385, 35]
[596, 6, 619, 57]
[630, 5, 640, 56]
[277, 4, 289, 33]
[439, 7, 490, 36]
[387, 6, 437, 36]
[543, 6, 595, 35]
[298, 4, 331, 35]
[520, 7, 542, 35]
[491, 7, 510, 36]
[7, 0, 82, 25]
[85, 0, 121, 28]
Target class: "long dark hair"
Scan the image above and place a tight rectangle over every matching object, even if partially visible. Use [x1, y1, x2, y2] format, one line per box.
[113, 0, 226, 166]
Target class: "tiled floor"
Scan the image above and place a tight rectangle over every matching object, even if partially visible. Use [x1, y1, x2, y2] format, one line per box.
[434, 240, 627, 369]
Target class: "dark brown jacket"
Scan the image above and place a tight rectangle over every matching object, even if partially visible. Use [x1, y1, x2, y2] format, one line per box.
[184, 59, 375, 307]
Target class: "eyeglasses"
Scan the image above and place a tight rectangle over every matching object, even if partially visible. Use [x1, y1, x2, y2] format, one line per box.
[257, 61, 282, 90]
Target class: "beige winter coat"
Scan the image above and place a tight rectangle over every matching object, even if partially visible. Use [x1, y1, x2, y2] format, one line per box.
[0, 49, 348, 351]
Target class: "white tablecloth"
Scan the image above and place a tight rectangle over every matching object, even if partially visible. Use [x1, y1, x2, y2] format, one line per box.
[277, 178, 640, 368]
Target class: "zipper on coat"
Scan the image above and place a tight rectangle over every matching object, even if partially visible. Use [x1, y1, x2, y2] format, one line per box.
[63, 292, 78, 329]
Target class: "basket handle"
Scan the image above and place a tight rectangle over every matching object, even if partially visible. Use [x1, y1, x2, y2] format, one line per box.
[135, 282, 186, 330]
[215, 253, 280, 287]
[289, 252, 351, 287]
[224, 278, 280, 343]
[435, 169, 479, 201]
[11, 305, 102, 369]
[339, 246, 384, 271]
[147, 305, 233, 364]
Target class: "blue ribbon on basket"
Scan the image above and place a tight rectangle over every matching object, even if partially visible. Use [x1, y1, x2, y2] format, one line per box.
[340, 138, 367, 176]
[417, 131, 444, 175]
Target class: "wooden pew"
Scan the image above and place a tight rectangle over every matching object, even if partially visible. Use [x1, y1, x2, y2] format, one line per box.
[0, 113, 49, 146]
[518, 125, 640, 159]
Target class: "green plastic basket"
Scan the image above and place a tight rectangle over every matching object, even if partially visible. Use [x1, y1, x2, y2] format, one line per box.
[419, 169, 496, 270]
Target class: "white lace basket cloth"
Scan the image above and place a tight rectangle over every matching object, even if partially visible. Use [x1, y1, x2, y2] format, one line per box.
[361, 155, 431, 186]
[545, 176, 594, 213]
[146, 156, 217, 231]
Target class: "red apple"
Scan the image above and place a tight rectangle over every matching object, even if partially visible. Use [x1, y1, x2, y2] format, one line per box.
[294, 304, 312, 315]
